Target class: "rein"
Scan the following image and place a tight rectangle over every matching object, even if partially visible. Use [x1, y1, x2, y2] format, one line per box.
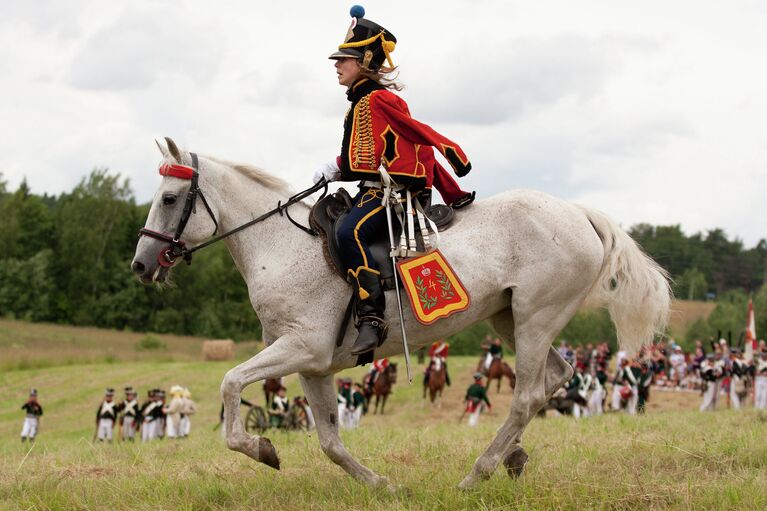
[139, 153, 328, 267]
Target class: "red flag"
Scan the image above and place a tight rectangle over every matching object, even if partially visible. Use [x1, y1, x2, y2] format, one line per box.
[745, 297, 757, 361]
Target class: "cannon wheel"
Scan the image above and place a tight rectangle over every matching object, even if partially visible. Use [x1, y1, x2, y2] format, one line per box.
[245, 406, 268, 434]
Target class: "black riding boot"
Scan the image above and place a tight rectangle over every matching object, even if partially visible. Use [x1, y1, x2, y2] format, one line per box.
[350, 267, 388, 356]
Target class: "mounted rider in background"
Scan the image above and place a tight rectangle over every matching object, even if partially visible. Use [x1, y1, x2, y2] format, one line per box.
[314, 5, 475, 357]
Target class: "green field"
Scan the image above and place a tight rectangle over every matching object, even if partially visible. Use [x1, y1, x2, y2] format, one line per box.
[1, 320, 766, 510]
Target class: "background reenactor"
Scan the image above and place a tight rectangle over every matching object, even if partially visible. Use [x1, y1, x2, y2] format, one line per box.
[699, 353, 724, 411]
[464, 373, 492, 427]
[95, 388, 118, 442]
[636, 362, 653, 414]
[20, 389, 43, 442]
[729, 348, 749, 409]
[423, 339, 451, 387]
[180, 388, 197, 437]
[268, 387, 290, 428]
[163, 385, 185, 438]
[140, 389, 159, 442]
[350, 383, 366, 428]
[754, 351, 767, 409]
[119, 386, 140, 441]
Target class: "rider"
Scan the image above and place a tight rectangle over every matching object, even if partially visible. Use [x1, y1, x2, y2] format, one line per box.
[314, 6, 475, 356]
[424, 339, 451, 386]
[367, 358, 390, 394]
[481, 337, 504, 372]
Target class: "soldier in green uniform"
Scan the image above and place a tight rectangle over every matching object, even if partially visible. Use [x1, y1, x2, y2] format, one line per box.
[465, 373, 492, 426]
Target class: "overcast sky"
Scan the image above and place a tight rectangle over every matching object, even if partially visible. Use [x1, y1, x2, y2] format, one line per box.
[1, 0, 765, 245]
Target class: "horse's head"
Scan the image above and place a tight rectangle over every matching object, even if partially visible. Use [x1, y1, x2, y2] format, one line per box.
[131, 137, 220, 284]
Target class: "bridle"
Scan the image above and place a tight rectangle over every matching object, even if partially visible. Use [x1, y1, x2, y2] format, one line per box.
[138, 153, 327, 268]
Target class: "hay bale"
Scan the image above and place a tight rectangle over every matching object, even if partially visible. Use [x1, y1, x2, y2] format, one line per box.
[202, 339, 235, 361]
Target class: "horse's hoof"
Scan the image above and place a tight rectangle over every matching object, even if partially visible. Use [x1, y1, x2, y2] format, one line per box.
[258, 437, 280, 470]
[503, 447, 528, 478]
[457, 474, 479, 490]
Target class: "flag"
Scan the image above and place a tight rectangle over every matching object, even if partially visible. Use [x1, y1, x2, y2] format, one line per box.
[744, 296, 757, 362]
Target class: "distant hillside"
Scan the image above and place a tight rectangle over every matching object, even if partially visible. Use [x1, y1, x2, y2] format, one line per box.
[668, 300, 717, 338]
[0, 319, 261, 371]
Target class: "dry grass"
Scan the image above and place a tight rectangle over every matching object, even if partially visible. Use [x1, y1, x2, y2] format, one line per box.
[667, 300, 716, 338]
[0, 321, 765, 510]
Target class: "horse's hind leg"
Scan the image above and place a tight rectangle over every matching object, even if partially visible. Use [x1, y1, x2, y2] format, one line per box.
[459, 299, 582, 489]
[299, 374, 391, 489]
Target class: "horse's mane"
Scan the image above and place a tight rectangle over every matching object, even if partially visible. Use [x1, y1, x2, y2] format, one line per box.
[204, 155, 293, 194]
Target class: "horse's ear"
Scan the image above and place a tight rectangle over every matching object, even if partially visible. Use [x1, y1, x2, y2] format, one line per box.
[155, 139, 170, 159]
[164, 137, 182, 163]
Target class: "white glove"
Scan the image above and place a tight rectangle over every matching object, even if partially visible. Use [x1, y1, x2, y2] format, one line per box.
[312, 160, 341, 184]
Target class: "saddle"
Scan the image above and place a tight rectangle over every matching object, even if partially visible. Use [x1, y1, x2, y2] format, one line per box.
[309, 187, 455, 290]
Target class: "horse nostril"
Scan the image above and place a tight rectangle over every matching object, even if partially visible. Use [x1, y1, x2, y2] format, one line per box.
[131, 261, 146, 275]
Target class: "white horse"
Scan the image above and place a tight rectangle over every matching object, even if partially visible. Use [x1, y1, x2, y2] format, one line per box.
[132, 138, 670, 490]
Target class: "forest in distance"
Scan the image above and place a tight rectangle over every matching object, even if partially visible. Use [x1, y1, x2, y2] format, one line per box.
[1, 169, 765, 353]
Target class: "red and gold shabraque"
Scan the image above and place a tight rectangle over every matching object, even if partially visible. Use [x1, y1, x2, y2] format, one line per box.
[396, 250, 470, 325]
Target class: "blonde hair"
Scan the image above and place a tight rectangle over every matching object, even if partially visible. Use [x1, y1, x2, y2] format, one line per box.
[360, 64, 404, 91]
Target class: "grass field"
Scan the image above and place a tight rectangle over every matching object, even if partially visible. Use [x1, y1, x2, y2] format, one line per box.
[1, 320, 766, 510]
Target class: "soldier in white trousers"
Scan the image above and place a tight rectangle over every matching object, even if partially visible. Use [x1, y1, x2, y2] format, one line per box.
[95, 388, 117, 442]
[699, 354, 724, 412]
[20, 389, 43, 442]
[119, 387, 139, 441]
[754, 352, 767, 409]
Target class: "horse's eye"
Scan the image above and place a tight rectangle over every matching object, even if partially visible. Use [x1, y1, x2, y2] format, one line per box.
[162, 193, 177, 206]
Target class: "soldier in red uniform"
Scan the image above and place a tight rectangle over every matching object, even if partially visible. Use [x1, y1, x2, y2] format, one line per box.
[314, 5, 475, 356]
[423, 339, 451, 386]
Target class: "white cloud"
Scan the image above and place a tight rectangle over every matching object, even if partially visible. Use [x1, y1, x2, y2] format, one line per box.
[0, 0, 765, 246]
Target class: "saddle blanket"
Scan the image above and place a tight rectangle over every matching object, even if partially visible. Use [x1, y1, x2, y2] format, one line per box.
[396, 249, 470, 325]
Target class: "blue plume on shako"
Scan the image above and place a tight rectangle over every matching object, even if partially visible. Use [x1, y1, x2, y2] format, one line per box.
[350, 5, 365, 19]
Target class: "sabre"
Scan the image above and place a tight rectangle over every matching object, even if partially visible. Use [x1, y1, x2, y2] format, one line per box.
[380, 170, 413, 383]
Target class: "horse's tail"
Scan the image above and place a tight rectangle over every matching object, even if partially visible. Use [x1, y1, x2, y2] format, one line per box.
[578, 206, 672, 354]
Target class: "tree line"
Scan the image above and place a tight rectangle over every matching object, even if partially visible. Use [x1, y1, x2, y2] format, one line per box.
[0, 169, 764, 350]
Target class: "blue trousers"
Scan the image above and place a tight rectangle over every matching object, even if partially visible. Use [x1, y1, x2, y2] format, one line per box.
[338, 187, 388, 277]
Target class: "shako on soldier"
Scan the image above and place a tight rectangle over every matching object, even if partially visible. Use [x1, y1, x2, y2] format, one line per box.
[119, 386, 140, 441]
[317, 5, 475, 357]
[20, 388, 43, 442]
[96, 388, 118, 442]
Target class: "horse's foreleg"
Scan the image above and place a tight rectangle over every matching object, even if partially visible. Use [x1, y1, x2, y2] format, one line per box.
[459, 300, 582, 489]
[220, 334, 329, 469]
[299, 374, 391, 489]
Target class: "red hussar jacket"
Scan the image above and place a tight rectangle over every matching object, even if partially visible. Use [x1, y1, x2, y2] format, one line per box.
[429, 341, 449, 359]
[338, 79, 472, 205]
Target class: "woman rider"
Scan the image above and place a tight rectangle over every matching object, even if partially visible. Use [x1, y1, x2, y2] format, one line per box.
[313, 6, 475, 356]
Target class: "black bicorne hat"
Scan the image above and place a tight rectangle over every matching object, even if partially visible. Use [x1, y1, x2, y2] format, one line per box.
[329, 5, 397, 70]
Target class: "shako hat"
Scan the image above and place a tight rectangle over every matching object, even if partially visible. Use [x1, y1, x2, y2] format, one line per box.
[329, 5, 397, 70]
[29, 388, 38, 397]
[105, 387, 115, 396]
[473, 372, 484, 381]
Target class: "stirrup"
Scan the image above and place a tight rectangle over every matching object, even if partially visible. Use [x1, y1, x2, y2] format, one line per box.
[350, 316, 388, 356]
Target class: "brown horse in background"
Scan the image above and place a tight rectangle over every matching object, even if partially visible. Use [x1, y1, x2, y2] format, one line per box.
[423, 359, 447, 406]
[368, 363, 397, 414]
[263, 378, 282, 406]
[479, 358, 516, 393]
